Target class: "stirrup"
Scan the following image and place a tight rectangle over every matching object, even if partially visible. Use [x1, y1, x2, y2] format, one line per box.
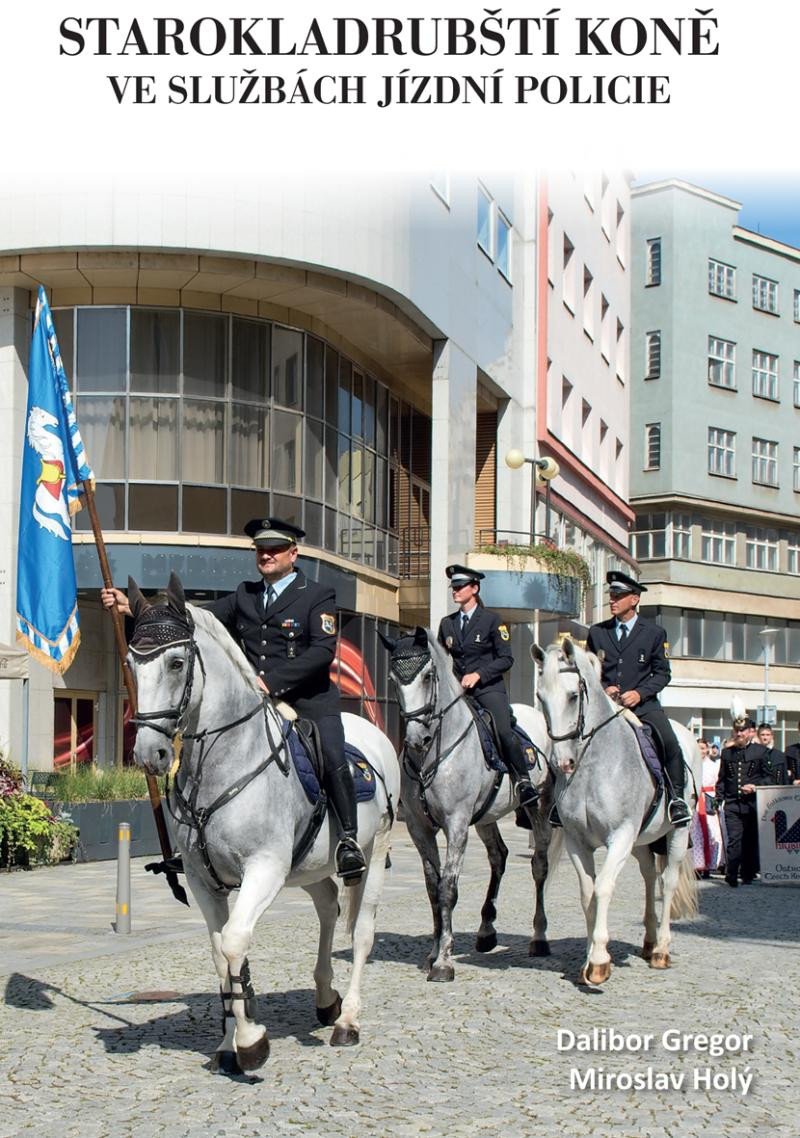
[335, 837, 366, 886]
[516, 778, 540, 808]
[668, 798, 691, 827]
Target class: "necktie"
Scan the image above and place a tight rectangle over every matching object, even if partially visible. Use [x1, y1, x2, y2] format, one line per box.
[618, 624, 628, 644]
[264, 584, 276, 610]
[460, 613, 469, 640]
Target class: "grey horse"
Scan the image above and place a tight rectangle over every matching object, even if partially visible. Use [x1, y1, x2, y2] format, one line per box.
[127, 574, 400, 1072]
[531, 637, 701, 986]
[380, 627, 559, 982]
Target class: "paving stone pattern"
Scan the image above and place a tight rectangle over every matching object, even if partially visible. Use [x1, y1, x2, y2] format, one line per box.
[0, 822, 796, 1138]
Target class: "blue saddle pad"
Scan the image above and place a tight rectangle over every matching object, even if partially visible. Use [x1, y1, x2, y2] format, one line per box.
[630, 721, 663, 786]
[473, 708, 540, 774]
[283, 721, 378, 805]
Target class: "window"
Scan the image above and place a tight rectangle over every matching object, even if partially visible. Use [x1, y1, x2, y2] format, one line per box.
[708, 259, 735, 299]
[794, 361, 800, 407]
[431, 173, 450, 206]
[708, 336, 735, 389]
[745, 526, 779, 571]
[794, 447, 800, 492]
[672, 513, 692, 558]
[562, 234, 576, 311]
[701, 517, 736, 565]
[616, 318, 626, 383]
[477, 185, 493, 256]
[600, 294, 611, 362]
[753, 274, 779, 314]
[787, 530, 800, 573]
[496, 211, 512, 280]
[632, 512, 667, 560]
[708, 427, 735, 477]
[752, 437, 778, 487]
[645, 238, 662, 286]
[582, 266, 594, 338]
[644, 422, 661, 470]
[645, 331, 661, 379]
[794, 288, 800, 322]
[752, 350, 779, 400]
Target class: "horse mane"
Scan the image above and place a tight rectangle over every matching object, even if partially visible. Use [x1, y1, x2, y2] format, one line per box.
[188, 604, 262, 695]
[425, 629, 464, 698]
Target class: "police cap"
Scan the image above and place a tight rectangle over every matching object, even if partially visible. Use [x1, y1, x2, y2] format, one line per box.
[446, 564, 484, 588]
[607, 570, 646, 596]
[244, 517, 305, 546]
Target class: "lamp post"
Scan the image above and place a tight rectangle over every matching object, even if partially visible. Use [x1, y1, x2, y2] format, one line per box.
[757, 627, 779, 726]
[505, 449, 560, 543]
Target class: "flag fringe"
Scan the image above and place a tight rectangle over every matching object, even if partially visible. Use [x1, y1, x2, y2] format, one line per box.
[16, 627, 81, 675]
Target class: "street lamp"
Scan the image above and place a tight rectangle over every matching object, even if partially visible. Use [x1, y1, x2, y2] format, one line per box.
[757, 627, 779, 726]
[505, 449, 560, 543]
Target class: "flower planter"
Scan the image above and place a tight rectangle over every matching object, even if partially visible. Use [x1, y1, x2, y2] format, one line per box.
[58, 800, 170, 862]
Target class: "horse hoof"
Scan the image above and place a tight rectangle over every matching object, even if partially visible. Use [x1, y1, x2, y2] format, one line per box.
[650, 952, 671, 970]
[213, 1049, 242, 1076]
[427, 964, 455, 983]
[581, 962, 611, 985]
[236, 1031, 271, 1071]
[529, 940, 551, 958]
[642, 940, 655, 961]
[316, 995, 343, 1026]
[330, 1025, 360, 1047]
[475, 932, 497, 953]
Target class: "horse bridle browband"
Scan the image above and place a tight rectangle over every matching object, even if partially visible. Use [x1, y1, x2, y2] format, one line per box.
[538, 661, 627, 775]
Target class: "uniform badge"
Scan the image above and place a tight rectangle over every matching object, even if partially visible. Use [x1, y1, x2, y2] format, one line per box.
[446, 636, 454, 649]
[321, 613, 336, 635]
[498, 624, 510, 642]
[638, 652, 646, 664]
[664, 642, 670, 658]
[475, 634, 481, 642]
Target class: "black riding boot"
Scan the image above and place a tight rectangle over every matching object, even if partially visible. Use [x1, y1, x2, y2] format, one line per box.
[665, 760, 691, 827]
[502, 737, 540, 824]
[325, 758, 367, 886]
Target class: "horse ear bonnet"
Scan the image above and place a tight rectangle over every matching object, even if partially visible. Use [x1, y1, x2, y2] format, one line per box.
[390, 632, 431, 683]
[129, 576, 193, 656]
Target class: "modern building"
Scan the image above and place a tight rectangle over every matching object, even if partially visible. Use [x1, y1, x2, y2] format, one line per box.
[630, 179, 800, 746]
[1, 171, 632, 771]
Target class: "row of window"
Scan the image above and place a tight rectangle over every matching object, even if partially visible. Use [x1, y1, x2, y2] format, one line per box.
[645, 330, 800, 403]
[640, 605, 800, 666]
[644, 424, 800, 490]
[646, 240, 800, 320]
[476, 184, 512, 280]
[632, 510, 800, 573]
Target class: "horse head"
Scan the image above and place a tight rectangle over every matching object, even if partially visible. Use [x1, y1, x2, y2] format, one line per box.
[379, 626, 437, 753]
[531, 637, 588, 773]
[127, 572, 202, 775]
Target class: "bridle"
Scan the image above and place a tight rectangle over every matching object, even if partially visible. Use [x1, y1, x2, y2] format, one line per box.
[537, 659, 626, 775]
[128, 605, 289, 891]
[389, 645, 472, 783]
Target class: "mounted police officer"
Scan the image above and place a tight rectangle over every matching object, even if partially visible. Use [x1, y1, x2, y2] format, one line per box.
[715, 715, 772, 886]
[101, 517, 366, 885]
[586, 570, 691, 827]
[436, 564, 539, 824]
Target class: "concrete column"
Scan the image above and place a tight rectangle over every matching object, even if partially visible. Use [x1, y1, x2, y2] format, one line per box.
[0, 287, 32, 765]
[429, 339, 477, 626]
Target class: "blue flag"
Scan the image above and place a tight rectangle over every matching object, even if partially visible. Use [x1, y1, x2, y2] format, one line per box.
[16, 287, 94, 673]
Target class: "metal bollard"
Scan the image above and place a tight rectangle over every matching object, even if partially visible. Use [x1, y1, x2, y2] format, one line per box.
[115, 822, 131, 934]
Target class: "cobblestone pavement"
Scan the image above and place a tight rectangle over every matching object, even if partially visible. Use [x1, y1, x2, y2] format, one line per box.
[1, 821, 796, 1138]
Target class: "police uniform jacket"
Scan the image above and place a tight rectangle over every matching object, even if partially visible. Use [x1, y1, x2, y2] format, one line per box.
[208, 570, 340, 716]
[586, 616, 670, 709]
[714, 743, 772, 804]
[437, 607, 512, 694]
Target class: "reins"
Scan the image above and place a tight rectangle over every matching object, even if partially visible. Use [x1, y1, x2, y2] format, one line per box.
[539, 662, 628, 780]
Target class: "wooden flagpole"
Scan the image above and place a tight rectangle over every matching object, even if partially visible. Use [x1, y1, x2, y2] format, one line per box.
[81, 480, 188, 906]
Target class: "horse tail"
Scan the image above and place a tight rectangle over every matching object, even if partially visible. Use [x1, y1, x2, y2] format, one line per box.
[543, 826, 565, 893]
[657, 850, 699, 920]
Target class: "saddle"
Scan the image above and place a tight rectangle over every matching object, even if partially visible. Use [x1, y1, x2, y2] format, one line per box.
[283, 717, 378, 805]
[469, 704, 541, 777]
[626, 720, 663, 788]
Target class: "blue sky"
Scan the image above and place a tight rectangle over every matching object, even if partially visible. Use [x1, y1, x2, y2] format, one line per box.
[633, 172, 800, 251]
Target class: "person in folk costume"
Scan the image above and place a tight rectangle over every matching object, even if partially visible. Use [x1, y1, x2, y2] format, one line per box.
[690, 738, 723, 877]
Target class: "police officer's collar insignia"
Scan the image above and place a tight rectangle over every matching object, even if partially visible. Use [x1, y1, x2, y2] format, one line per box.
[321, 613, 336, 634]
[498, 624, 510, 642]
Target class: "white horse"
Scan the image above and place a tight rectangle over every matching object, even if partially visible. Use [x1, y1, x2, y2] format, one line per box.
[381, 628, 559, 981]
[127, 574, 400, 1073]
[531, 638, 700, 986]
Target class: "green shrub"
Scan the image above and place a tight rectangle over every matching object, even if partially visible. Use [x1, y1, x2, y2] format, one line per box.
[46, 765, 160, 803]
[0, 792, 79, 868]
